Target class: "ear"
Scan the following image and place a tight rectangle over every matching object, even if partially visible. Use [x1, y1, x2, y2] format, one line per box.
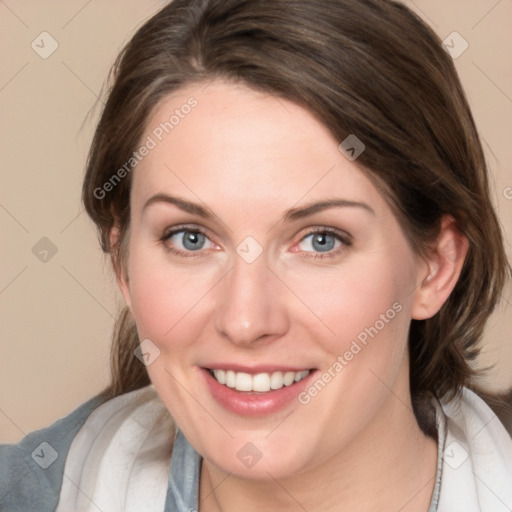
[411, 216, 469, 320]
[109, 225, 133, 314]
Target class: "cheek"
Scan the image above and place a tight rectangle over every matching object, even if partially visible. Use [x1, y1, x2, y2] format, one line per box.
[290, 250, 415, 363]
[126, 245, 215, 354]
[288, 254, 415, 438]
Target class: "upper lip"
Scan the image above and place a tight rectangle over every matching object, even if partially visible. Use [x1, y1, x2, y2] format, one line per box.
[201, 364, 314, 374]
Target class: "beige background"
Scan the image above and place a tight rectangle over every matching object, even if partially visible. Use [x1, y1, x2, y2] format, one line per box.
[1, 0, 511, 444]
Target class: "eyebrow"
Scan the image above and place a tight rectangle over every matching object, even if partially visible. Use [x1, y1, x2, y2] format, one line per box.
[283, 198, 375, 221]
[142, 193, 375, 221]
[143, 193, 210, 217]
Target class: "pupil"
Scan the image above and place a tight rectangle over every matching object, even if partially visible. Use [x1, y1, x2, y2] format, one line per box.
[183, 232, 204, 250]
[313, 233, 334, 252]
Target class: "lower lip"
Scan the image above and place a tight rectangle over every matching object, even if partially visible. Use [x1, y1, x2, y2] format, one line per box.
[201, 368, 316, 417]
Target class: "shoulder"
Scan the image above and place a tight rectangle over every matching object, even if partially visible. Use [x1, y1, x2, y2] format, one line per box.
[56, 385, 176, 511]
[437, 387, 512, 512]
[0, 391, 110, 511]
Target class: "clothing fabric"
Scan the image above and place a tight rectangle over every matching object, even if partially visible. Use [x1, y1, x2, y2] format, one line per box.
[53, 385, 201, 512]
[55, 386, 175, 512]
[1, 385, 511, 512]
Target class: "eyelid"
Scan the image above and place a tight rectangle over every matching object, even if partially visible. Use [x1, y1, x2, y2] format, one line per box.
[160, 224, 218, 258]
[297, 226, 352, 243]
[160, 224, 352, 260]
[162, 225, 194, 238]
[291, 227, 352, 259]
[161, 223, 213, 241]
[292, 226, 353, 251]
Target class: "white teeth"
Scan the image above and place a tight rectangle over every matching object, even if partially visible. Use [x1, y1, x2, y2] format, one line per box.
[283, 372, 295, 386]
[226, 370, 236, 388]
[235, 372, 253, 391]
[213, 369, 226, 385]
[270, 371, 284, 390]
[253, 373, 271, 392]
[297, 370, 309, 381]
[211, 369, 310, 392]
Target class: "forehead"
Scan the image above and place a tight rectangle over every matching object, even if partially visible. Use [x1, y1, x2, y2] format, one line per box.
[131, 80, 382, 216]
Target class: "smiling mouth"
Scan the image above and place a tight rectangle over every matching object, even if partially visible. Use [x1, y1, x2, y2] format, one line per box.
[207, 368, 311, 392]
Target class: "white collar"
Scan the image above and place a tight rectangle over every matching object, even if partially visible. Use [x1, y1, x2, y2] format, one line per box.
[56, 385, 174, 512]
[437, 387, 512, 511]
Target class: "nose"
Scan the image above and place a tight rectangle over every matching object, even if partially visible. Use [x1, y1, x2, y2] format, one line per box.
[214, 252, 289, 347]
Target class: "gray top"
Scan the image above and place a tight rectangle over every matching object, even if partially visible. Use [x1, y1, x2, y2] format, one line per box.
[0, 390, 445, 511]
[0, 393, 107, 511]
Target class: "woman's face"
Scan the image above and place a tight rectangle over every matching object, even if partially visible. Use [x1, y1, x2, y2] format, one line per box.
[119, 80, 429, 479]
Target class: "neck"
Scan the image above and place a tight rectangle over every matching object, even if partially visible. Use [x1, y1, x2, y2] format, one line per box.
[199, 373, 438, 512]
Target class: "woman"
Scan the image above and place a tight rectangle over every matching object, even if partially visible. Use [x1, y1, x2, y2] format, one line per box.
[1, 0, 511, 511]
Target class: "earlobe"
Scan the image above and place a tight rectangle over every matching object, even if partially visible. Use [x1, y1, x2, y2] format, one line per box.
[411, 216, 469, 320]
[116, 264, 133, 314]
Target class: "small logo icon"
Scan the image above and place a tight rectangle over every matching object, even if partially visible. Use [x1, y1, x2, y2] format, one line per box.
[236, 236, 263, 264]
[443, 441, 468, 469]
[31, 32, 59, 59]
[236, 442, 263, 468]
[442, 32, 468, 59]
[32, 237, 58, 263]
[339, 134, 365, 161]
[31, 441, 58, 469]
[134, 338, 161, 366]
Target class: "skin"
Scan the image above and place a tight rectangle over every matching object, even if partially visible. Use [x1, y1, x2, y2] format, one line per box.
[115, 80, 468, 512]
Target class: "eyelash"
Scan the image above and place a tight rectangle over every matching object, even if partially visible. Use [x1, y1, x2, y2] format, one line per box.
[296, 228, 352, 260]
[160, 225, 352, 260]
[160, 226, 213, 260]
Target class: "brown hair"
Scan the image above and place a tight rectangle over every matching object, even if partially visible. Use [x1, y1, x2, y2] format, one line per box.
[83, 0, 510, 430]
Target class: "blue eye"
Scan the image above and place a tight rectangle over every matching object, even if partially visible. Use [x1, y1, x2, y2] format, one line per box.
[296, 229, 350, 258]
[162, 228, 214, 255]
[300, 232, 339, 252]
[161, 226, 351, 260]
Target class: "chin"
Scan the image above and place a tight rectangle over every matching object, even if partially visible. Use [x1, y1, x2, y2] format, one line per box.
[200, 430, 316, 481]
